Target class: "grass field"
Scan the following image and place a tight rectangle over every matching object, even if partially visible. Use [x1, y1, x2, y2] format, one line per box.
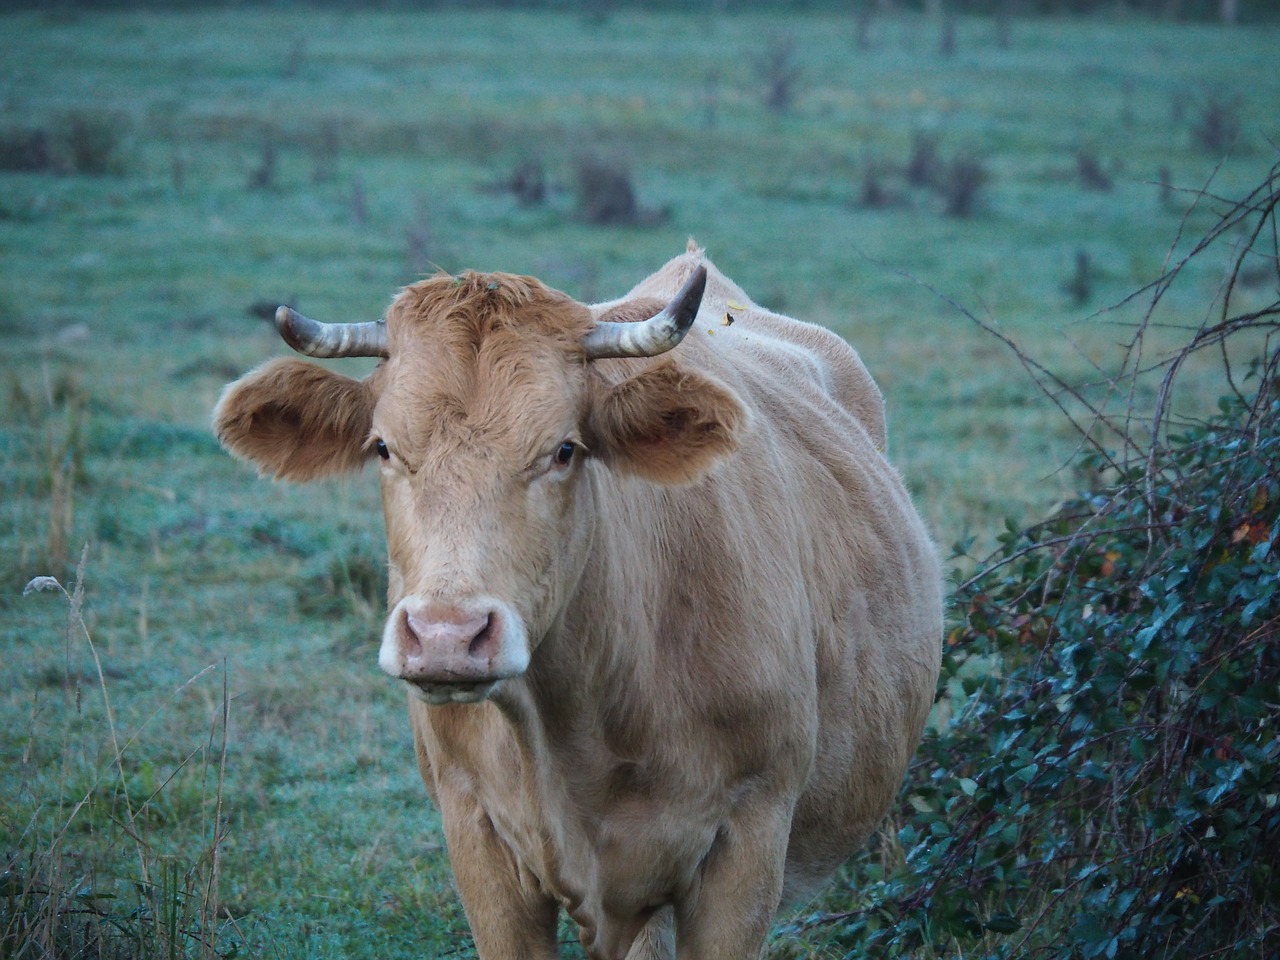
[2, 7, 1278, 958]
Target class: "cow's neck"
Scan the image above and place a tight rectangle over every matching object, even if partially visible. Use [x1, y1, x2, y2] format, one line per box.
[496, 470, 706, 776]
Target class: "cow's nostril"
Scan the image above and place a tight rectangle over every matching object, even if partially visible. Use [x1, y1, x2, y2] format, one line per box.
[467, 613, 495, 659]
[400, 609, 425, 657]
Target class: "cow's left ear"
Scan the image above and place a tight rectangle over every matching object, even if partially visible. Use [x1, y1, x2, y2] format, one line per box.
[587, 359, 746, 485]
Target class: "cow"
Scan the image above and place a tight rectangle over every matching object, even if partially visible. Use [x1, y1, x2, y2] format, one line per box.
[213, 242, 942, 960]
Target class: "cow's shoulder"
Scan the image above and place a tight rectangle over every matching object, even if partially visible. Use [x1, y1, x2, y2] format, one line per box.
[731, 308, 887, 453]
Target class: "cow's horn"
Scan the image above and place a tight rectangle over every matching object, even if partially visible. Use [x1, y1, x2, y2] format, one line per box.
[275, 306, 389, 359]
[581, 265, 708, 360]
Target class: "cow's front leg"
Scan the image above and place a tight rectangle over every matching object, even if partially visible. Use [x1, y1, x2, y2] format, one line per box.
[437, 788, 561, 960]
[624, 906, 675, 960]
[674, 801, 791, 960]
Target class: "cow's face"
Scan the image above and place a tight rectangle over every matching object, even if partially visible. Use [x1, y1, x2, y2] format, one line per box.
[214, 269, 744, 706]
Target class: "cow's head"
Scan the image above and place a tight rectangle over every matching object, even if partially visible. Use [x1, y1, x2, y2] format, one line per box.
[214, 265, 744, 705]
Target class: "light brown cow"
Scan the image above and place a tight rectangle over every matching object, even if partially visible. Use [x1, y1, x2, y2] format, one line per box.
[214, 243, 942, 960]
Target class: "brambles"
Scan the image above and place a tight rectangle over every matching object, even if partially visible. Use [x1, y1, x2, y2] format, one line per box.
[801, 160, 1280, 960]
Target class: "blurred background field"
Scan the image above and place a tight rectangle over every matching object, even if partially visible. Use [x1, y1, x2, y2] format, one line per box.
[1, 4, 1277, 958]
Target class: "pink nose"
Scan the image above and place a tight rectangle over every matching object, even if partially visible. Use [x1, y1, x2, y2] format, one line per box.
[392, 605, 499, 683]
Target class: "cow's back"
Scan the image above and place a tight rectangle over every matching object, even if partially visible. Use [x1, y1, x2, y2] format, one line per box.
[609, 247, 888, 452]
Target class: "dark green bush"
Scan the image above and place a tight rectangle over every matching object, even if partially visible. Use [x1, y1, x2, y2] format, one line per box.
[801, 164, 1280, 959]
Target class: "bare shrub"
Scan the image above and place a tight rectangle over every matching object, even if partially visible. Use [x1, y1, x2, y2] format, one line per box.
[0, 127, 55, 172]
[350, 175, 369, 227]
[0, 114, 127, 176]
[859, 162, 889, 209]
[574, 154, 667, 227]
[59, 111, 129, 176]
[703, 70, 721, 131]
[1075, 149, 1113, 191]
[854, 1, 876, 50]
[941, 154, 989, 218]
[1192, 92, 1242, 154]
[497, 157, 547, 208]
[1063, 248, 1092, 306]
[311, 118, 341, 184]
[284, 37, 307, 80]
[247, 138, 276, 191]
[939, 9, 957, 57]
[757, 35, 801, 115]
[406, 197, 435, 275]
[858, 160, 903, 210]
[905, 131, 942, 188]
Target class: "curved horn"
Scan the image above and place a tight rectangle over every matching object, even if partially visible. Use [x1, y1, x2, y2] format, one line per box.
[581, 265, 708, 360]
[275, 306, 389, 359]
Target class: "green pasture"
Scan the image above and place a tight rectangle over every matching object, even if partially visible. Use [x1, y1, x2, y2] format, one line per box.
[1, 7, 1277, 957]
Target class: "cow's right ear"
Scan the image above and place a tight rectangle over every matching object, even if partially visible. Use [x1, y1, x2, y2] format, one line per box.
[213, 358, 375, 481]
[586, 359, 746, 485]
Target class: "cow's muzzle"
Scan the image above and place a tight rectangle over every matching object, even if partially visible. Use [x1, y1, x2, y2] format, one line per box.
[379, 597, 530, 705]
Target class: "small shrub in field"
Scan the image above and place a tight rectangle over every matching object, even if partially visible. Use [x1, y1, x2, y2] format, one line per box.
[247, 138, 277, 191]
[858, 162, 890, 209]
[504, 157, 548, 207]
[904, 131, 941, 189]
[0, 114, 127, 176]
[62, 111, 127, 176]
[296, 543, 386, 621]
[1062, 247, 1092, 305]
[940, 154, 989, 218]
[574, 154, 667, 227]
[311, 117, 341, 184]
[350, 175, 369, 227]
[1075, 148, 1112, 191]
[857, 160, 903, 210]
[1192, 92, 1242, 154]
[938, 10, 957, 57]
[575, 154, 635, 224]
[0, 126, 55, 172]
[757, 35, 801, 115]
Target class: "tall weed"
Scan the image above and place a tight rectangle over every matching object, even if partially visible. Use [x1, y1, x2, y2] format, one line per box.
[4, 553, 240, 960]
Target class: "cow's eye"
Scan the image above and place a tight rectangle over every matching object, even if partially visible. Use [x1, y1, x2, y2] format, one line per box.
[553, 441, 576, 467]
[375, 439, 390, 461]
